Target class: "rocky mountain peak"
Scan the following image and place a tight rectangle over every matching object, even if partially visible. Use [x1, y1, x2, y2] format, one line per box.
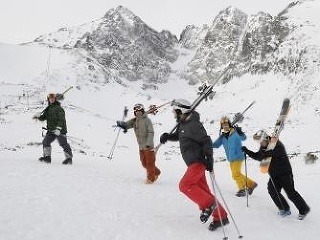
[30, 1, 320, 87]
[103, 5, 143, 27]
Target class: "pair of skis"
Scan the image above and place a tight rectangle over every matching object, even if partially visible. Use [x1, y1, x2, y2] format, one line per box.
[259, 98, 291, 173]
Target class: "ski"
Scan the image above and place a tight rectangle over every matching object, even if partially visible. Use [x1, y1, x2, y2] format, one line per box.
[56, 86, 73, 101]
[171, 83, 214, 115]
[211, 101, 255, 145]
[231, 101, 256, 126]
[146, 101, 172, 115]
[259, 98, 291, 173]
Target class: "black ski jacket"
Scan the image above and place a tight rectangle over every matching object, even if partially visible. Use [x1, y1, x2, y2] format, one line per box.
[244, 141, 292, 177]
[166, 111, 213, 167]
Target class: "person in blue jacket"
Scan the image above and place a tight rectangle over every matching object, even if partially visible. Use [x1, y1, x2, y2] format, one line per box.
[212, 116, 257, 197]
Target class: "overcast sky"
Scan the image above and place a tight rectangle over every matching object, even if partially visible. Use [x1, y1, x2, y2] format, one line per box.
[1, 0, 294, 44]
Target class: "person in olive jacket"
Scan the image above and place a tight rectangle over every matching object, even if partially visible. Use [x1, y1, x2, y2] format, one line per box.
[159, 99, 229, 231]
[117, 103, 161, 184]
[33, 93, 73, 164]
[242, 130, 310, 220]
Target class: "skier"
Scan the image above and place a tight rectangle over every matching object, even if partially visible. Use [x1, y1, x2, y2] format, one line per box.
[33, 93, 73, 164]
[241, 130, 310, 220]
[159, 99, 229, 231]
[116, 103, 161, 184]
[212, 116, 258, 197]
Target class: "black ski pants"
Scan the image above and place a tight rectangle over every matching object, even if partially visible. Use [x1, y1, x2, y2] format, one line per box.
[267, 174, 309, 214]
[42, 132, 73, 158]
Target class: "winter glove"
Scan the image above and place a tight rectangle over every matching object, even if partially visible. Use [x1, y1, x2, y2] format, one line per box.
[160, 133, 169, 144]
[241, 146, 249, 154]
[116, 121, 127, 130]
[53, 127, 61, 136]
[32, 112, 41, 120]
[204, 154, 214, 172]
[235, 126, 245, 136]
[203, 149, 214, 172]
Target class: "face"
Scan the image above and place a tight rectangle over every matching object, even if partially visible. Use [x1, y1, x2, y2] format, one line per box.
[135, 110, 143, 116]
[48, 96, 56, 104]
[260, 139, 269, 148]
[134, 107, 143, 117]
[173, 109, 182, 119]
[221, 122, 230, 132]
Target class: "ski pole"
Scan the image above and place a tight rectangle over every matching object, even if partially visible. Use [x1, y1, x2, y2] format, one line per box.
[244, 153, 249, 207]
[269, 175, 286, 211]
[43, 46, 52, 105]
[107, 106, 128, 160]
[210, 172, 244, 239]
[209, 172, 228, 240]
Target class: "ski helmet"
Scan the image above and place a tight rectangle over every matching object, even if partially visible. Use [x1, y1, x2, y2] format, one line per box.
[133, 103, 145, 114]
[172, 99, 191, 114]
[253, 130, 270, 142]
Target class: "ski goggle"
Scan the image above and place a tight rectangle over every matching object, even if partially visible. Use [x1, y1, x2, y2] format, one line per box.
[133, 106, 143, 112]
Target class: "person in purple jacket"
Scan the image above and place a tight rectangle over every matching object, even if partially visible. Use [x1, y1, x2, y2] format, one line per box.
[212, 116, 257, 197]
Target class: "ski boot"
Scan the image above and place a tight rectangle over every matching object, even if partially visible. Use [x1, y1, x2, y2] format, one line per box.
[247, 182, 258, 195]
[298, 207, 310, 220]
[39, 156, 51, 163]
[144, 179, 153, 184]
[200, 204, 216, 223]
[278, 209, 291, 217]
[62, 158, 72, 165]
[208, 218, 229, 231]
[235, 189, 246, 197]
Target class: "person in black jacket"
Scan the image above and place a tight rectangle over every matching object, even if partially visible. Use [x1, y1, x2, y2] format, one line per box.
[160, 99, 229, 231]
[241, 130, 310, 220]
[33, 93, 73, 165]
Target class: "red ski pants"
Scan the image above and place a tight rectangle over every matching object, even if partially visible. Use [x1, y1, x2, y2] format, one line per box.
[179, 162, 227, 220]
[139, 149, 161, 182]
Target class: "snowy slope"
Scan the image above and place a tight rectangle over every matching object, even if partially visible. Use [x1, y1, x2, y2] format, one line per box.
[1, 39, 320, 240]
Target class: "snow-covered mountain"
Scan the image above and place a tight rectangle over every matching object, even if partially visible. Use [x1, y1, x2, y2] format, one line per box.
[24, 1, 320, 95]
[32, 6, 179, 85]
[185, 0, 320, 85]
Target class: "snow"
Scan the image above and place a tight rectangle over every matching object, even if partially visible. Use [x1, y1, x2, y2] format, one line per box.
[31, 19, 104, 48]
[1, 28, 320, 240]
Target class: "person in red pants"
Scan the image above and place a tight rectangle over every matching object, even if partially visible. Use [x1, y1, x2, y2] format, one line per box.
[160, 99, 229, 231]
